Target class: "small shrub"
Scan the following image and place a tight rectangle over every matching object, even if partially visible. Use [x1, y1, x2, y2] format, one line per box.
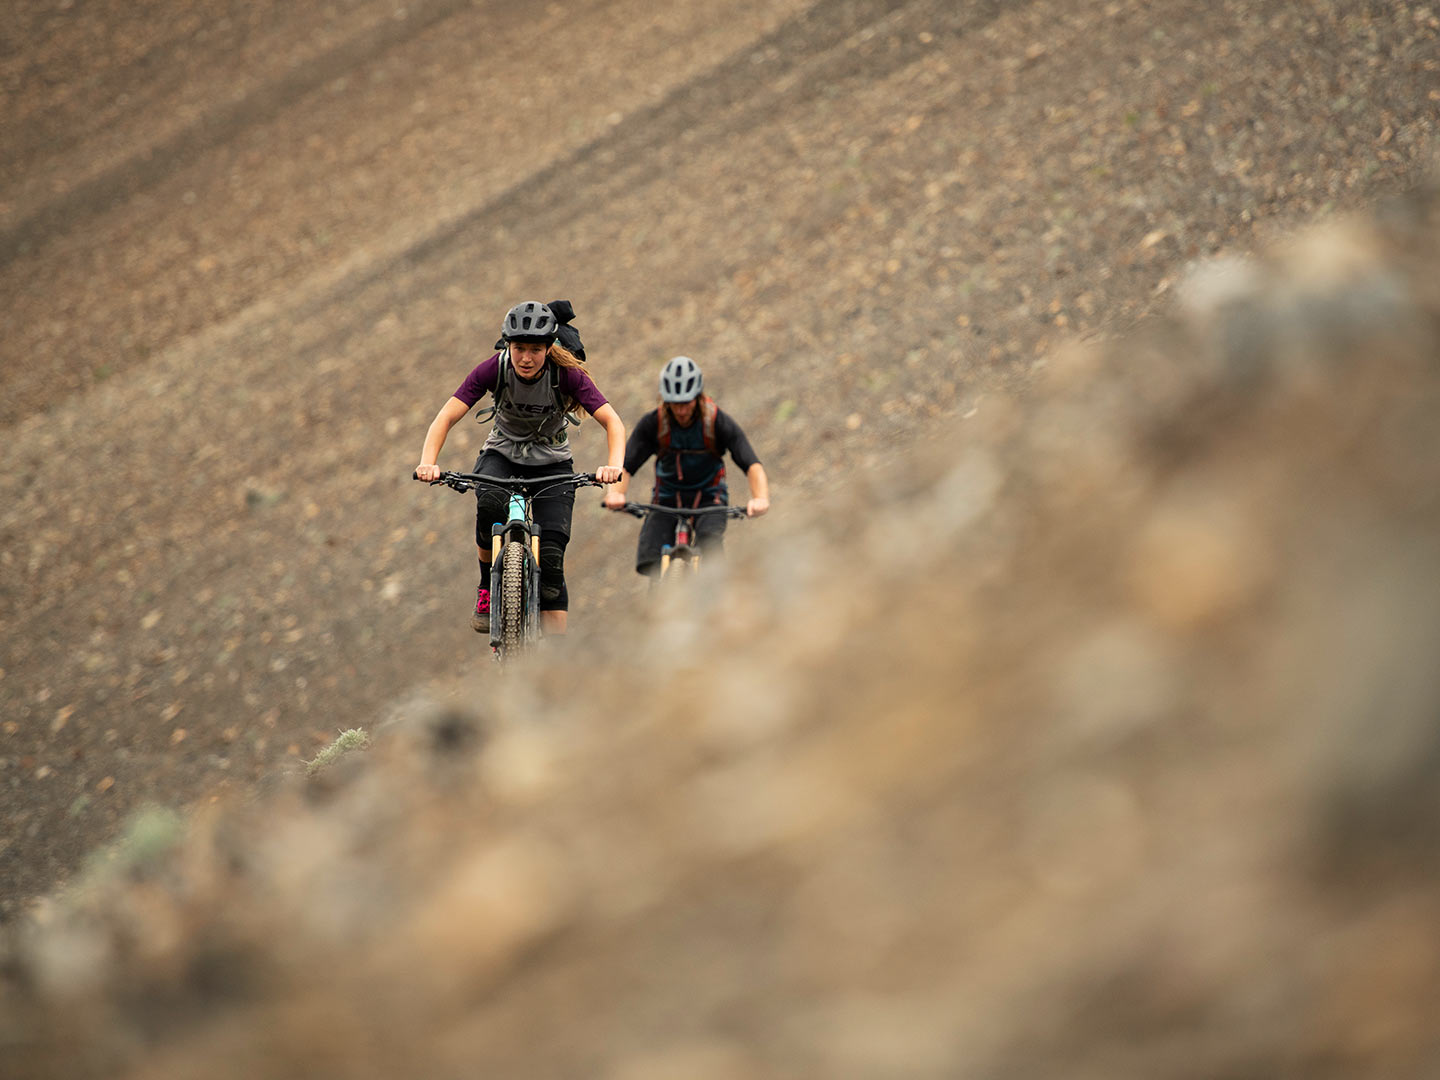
[305, 728, 371, 776]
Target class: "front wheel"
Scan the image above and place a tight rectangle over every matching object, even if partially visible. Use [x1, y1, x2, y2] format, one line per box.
[499, 540, 527, 654]
[659, 548, 700, 583]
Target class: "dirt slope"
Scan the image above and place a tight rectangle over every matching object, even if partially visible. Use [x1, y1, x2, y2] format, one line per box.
[1, 0, 1437, 940]
[6, 182, 1440, 1079]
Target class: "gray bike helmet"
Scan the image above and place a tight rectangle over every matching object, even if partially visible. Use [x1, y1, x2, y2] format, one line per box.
[500, 301, 558, 345]
[659, 355, 703, 402]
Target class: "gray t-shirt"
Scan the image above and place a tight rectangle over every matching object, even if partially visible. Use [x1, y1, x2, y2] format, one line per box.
[453, 352, 609, 465]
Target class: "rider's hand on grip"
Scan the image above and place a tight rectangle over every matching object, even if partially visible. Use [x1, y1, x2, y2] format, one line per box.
[414, 464, 441, 483]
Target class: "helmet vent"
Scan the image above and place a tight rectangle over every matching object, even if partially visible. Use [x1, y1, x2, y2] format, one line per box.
[659, 356, 703, 402]
[499, 301, 559, 344]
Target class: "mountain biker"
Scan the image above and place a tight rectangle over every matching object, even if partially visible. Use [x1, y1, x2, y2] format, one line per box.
[415, 301, 626, 635]
[603, 356, 769, 575]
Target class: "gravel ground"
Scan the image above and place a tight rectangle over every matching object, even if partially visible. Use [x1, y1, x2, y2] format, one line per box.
[5, 180, 1440, 1079]
[1, 0, 1437, 963]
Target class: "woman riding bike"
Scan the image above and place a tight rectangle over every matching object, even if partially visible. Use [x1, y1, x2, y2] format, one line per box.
[415, 300, 625, 635]
[604, 355, 769, 576]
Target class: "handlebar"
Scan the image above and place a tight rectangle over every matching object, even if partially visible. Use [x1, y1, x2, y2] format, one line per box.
[414, 469, 607, 495]
[612, 502, 748, 521]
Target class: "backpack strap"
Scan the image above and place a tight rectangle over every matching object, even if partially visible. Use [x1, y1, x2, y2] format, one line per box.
[474, 351, 579, 426]
[473, 349, 509, 423]
[553, 362, 581, 427]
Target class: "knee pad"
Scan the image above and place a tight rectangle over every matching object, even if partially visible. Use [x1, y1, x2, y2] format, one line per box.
[538, 538, 568, 609]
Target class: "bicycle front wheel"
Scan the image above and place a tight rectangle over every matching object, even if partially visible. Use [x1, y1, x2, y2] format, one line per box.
[499, 540, 527, 653]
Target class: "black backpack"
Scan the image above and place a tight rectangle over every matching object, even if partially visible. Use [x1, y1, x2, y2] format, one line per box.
[547, 299, 586, 360]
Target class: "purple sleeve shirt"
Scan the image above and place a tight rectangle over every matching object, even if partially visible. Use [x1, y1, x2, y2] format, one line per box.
[453, 354, 609, 414]
[453, 354, 501, 407]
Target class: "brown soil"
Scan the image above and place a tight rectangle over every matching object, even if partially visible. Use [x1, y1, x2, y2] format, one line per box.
[2, 1, 1440, 1075]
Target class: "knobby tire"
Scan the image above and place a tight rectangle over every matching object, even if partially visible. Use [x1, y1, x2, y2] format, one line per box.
[500, 540, 526, 655]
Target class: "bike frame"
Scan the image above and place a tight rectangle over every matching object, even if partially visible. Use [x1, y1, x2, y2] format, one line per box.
[492, 490, 543, 652]
[418, 469, 602, 660]
[617, 502, 747, 580]
[665, 514, 695, 577]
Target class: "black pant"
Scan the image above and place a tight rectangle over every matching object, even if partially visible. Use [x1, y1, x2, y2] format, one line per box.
[472, 450, 576, 545]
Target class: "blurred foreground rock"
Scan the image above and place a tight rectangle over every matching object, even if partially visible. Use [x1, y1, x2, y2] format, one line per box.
[5, 186, 1440, 1078]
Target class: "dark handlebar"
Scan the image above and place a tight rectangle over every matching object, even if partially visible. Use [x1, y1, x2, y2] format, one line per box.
[414, 469, 607, 493]
[613, 502, 748, 520]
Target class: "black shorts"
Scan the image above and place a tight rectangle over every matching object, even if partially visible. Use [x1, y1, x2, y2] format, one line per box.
[472, 450, 576, 547]
[635, 489, 728, 575]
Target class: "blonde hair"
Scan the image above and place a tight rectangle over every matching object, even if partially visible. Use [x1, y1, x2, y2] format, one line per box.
[546, 342, 590, 419]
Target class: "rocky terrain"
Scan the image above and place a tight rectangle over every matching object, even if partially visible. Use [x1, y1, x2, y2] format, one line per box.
[2, 0, 1439, 1075]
